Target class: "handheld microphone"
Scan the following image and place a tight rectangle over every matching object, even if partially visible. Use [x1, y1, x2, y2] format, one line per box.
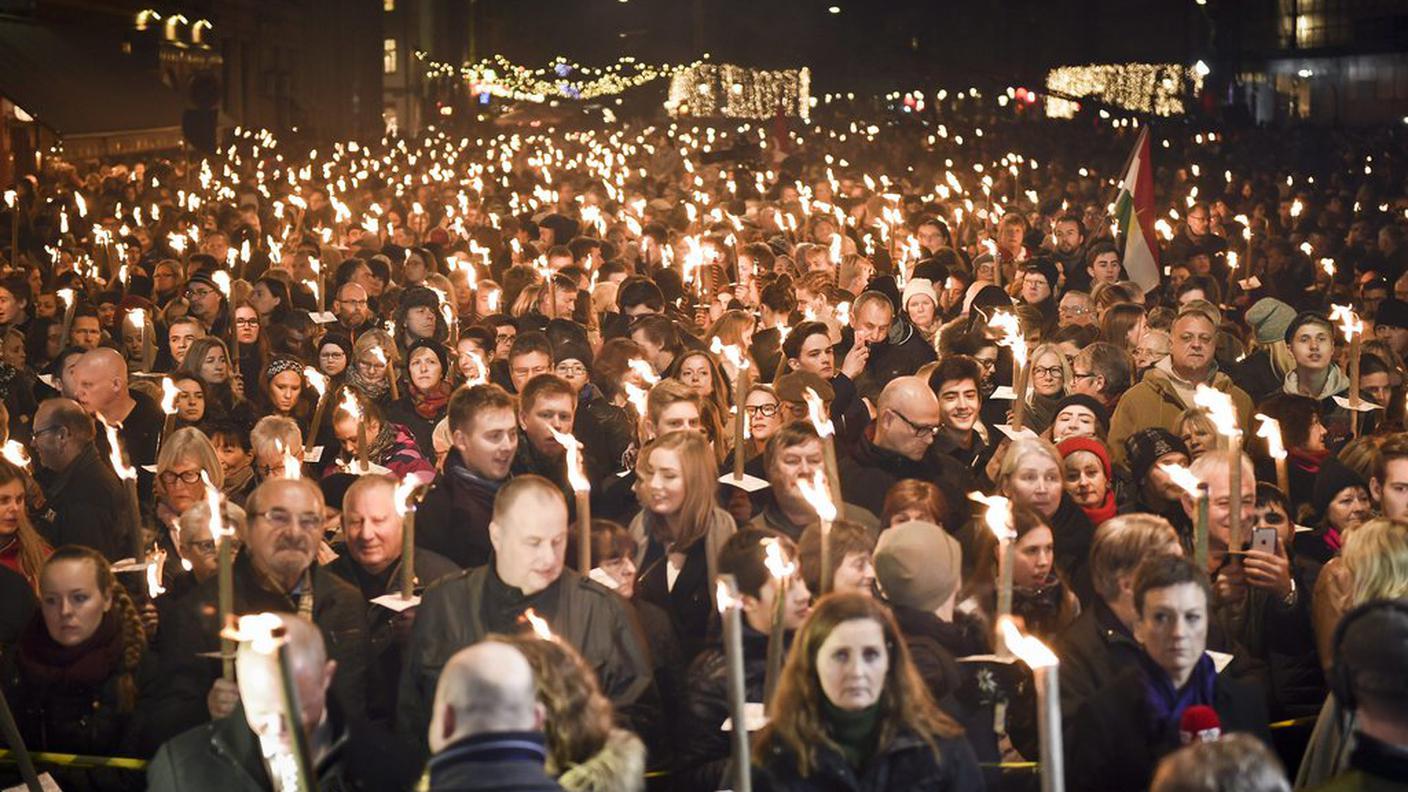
[1179, 705, 1222, 744]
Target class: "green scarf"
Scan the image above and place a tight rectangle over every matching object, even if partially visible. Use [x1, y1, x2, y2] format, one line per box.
[822, 699, 881, 771]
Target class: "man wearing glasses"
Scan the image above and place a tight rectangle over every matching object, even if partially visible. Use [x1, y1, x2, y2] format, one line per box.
[148, 477, 370, 747]
[838, 376, 975, 522]
[183, 270, 230, 339]
[332, 281, 375, 338]
[31, 398, 135, 563]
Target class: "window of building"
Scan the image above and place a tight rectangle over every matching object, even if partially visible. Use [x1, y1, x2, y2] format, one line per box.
[384, 38, 397, 74]
[384, 0, 395, 10]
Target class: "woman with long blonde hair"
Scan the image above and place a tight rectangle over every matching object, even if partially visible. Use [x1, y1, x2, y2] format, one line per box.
[629, 431, 735, 662]
[752, 592, 980, 789]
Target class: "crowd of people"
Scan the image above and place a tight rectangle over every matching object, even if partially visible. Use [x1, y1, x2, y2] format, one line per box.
[0, 104, 1404, 791]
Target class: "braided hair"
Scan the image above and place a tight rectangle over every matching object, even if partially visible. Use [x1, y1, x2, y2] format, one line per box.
[43, 546, 147, 712]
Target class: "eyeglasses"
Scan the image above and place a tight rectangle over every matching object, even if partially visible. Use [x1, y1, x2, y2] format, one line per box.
[1032, 366, 1064, 379]
[1058, 305, 1091, 316]
[159, 470, 203, 485]
[973, 357, 997, 371]
[183, 538, 240, 556]
[888, 409, 942, 439]
[235, 318, 260, 327]
[744, 402, 781, 417]
[31, 425, 63, 439]
[252, 508, 322, 531]
[186, 288, 215, 300]
[1072, 370, 1097, 381]
[337, 298, 368, 308]
[320, 350, 346, 359]
[555, 363, 587, 377]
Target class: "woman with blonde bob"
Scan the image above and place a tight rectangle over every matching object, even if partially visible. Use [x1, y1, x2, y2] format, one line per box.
[629, 431, 736, 662]
[994, 436, 1098, 601]
[490, 633, 646, 792]
[751, 592, 981, 790]
[154, 427, 225, 531]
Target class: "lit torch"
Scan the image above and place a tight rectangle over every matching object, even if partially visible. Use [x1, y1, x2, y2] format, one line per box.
[1162, 462, 1210, 571]
[1255, 413, 1290, 501]
[1330, 303, 1365, 435]
[761, 538, 796, 710]
[970, 492, 1015, 654]
[1194, 384, 1244, 554]
[548, 426, 592, 576]
[795, 469, 837, 594]
[989, 310, 1028, 431]
[715, 575, 752, 792]
[998, 617, 1064, 792]
[712, 338, 753, 483]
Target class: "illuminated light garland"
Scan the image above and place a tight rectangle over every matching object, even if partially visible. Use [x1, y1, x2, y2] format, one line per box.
[666, 64, 811, 121]
[414, 52, 704, 102]
[1044, 63, 1203, 118]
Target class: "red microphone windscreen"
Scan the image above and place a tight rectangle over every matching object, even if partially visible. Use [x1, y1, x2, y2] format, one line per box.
[1179, 705, 1222, 744]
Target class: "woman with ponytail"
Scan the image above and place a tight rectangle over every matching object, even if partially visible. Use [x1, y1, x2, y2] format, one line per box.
[0, 546, 156, 790]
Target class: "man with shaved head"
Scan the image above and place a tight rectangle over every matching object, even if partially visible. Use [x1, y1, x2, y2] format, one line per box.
[399, 475, 653, 754]
[425, 642, 558, 790]
[838, 375, 976, 522]
[31, 397, 135, 561]
[148, 614, 419, 790]
[146, 478, 371, 748]
[71, 346, 163, 469]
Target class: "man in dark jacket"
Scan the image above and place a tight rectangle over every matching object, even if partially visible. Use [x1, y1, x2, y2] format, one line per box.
[398, 475, 654, 751]
[675, 530, 810, 792]
[832, 291, 936, 404]
[425, 642, 562, 791]
[145, 478, 370, 748]
[148, 614, 417, 792]
[325, 474, 460, 723]
[416, 384, 517, 569]
[1068, 555, 1271, 792]
[837, 376, 974, 526]
[31, 397, 136, 562]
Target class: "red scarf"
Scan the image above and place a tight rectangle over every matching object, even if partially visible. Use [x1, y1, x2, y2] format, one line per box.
[18, 608, 125, 689]
[410, 381, 452, 419]
[1080, 490, 1119, 528]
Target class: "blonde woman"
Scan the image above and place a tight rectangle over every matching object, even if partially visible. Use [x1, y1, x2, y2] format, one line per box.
[629, 431, 735, 662]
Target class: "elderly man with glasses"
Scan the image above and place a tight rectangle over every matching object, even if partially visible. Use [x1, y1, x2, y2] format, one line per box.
[146, 477, 370, 750]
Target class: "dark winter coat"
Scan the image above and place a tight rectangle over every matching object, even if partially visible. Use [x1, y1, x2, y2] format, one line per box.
[36, 444, 137, 564]
[414, 447, 502, 570]
[751, 726, 984, 792]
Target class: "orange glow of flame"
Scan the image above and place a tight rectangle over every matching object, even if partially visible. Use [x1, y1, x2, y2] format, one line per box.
[303, 366, 327, 399]
[801, 387, 835, 438]
[997, 616, 1058, 668]
[1329, 304, 1362, 343]
[761, 537, 796, 580]
[523, 608, 555, 641]
[547, 426, 590, 493]
[147, 547, 167, 598]
[709, 337, 750, 374]
[2, 440, 29, 469]
[99, 417, 136, 481]
[337, 387, 362, 421]
[988, 310, 1027, 366]
[969, 492, 1015, 543]
[223, 612, 286, 655]
[715, 578, 743, 614]
[1193, 384, 1239, 439]
[1159, 463, 1202, 498]
[627, 358, 660, 385]
[394, 474, 423, 517]
[795, 469, 837, 522]
[161, 377, 180, 414]
[1255, 414, 1287, 461]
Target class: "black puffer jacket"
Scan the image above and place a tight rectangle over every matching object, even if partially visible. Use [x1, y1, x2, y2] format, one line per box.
[415, 448, 500, 570]
[674, 625, 770, 792]
[751, 726, 984, 792]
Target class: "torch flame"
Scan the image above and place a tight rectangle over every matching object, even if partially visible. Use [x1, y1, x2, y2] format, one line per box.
[795, 469, 837, 522]
[337, 387, 362, 421]
[761, 537, 796, 580]
[547, 426, 591, 493]
[715, 578, 743, 613]
[988, 310, 1027, 366]
[1329, 304, 1362, 343]
[393, 474, 423, 518]
[1159, 463, 1202, 498]
[211, 270, 232, 299]
[969, 492, 1015, 543]
[0, 439, 27, 469]
[99, 416, 136, 481]
[522, 608, 555, 641]
[802, 387, 835, 438]
[161, 377, 180, 415]
[623, 382, 649, 417]
[997, 616, 1058, 669]
[627, 358, 660, 385]
[303, 366, 327, 399]
[1193, 384, 1239, 440]
[223, 612, 286, 655]
[1255, 414, 1287, 461]
[147, 547, 167, 598]
[709, 337, 751, 374]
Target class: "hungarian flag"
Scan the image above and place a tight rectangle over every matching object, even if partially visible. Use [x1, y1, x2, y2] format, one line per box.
[1112, 127, 1160, 291]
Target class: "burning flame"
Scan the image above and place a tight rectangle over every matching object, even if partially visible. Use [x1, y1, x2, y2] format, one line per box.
[795, 469, 837, 522]
[988, 310, 1027, 366]
[802, 386, 835, 438]
[56, 288, 75, 312]
[1193, 384, 1239, 440]
[761, 537, 796, 580]
[1, 440, 29, 469]
[99, 417, 137, 481]
[147, 547, 167, 598]
[715, 578, 742, 614]
[161, 377, 180, 415]
[522, 608, 555, 641]
[1255, 414, 1287, 461]
[211, 270, 232, 299]
[303, 366, 327, 399]
[547, 426, 591, 493]
[337, 387, 362, 421]
[623, 382, 649, 417]
[709, 337, 751, 374]
[223, 612, 286, 655]
[627, 358, 660, 385]
[461, 349, 487, 387]
[393, 474, 422, 518]
[1159, 463, 1202, 498]
[1329, 304, 1362, 343]
[969, 492, 1015, 544]
[997, 616, 1058, 669]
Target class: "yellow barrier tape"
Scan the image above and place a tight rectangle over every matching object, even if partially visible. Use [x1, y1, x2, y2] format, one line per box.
[0, 749, 147, 771]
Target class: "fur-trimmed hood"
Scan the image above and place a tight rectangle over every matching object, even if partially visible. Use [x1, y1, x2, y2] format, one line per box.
[557, 728, 647, 792]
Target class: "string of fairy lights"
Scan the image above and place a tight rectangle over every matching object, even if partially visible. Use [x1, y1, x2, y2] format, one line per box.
[1045, 63, 1205, 118]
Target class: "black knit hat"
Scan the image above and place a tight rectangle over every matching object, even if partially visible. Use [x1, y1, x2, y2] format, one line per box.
[398, 285, 441, 312]
[1375, 298, 1408, 330]
[1312, 457, 1368, 520]
[1022, 258, 1060, 293]
[546, 318, 592, 368]
[1051, 393, 1110, 435]
[406, 337, 449, 373]
[1284, 310, 1334, 344]
[1124, 428, 1191, 482]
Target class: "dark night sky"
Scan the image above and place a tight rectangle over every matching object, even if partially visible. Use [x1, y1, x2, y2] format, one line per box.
[470, 0, 1231, 91]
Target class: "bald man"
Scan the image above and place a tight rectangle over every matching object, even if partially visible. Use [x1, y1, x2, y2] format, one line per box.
[837, 374, 977, 523]
[147, 614, 420, 791]
[71, 347, 163, 469]
[31, 398, 136, 562]
[425, 643, 559, 790]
